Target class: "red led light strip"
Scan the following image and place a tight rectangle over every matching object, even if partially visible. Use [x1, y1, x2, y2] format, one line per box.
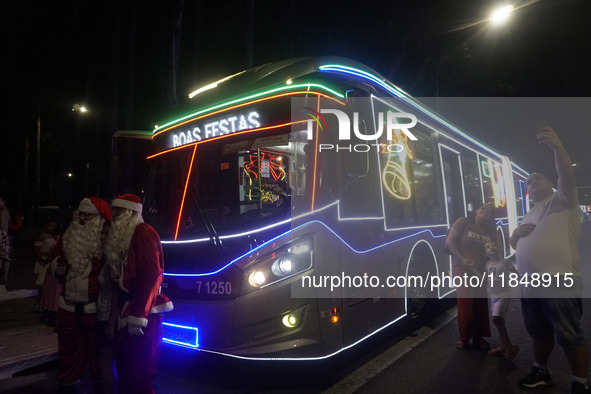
[147, 120, 307, 160]
[175, 144, 198, 240]
[310, 98, 321, 211]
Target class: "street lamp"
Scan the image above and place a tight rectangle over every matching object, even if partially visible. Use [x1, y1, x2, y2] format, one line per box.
[435, 4, 515, 109]
[72, 104, 90, 195]
[490, 5, 515, 25]
[72, 103, 88, 113]
[35, 110, 41, 216]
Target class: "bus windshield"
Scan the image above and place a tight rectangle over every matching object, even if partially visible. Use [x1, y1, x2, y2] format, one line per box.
[144, 131, 307, 241]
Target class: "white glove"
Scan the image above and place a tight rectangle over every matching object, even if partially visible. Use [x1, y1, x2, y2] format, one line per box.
[128, 323, 145, 336]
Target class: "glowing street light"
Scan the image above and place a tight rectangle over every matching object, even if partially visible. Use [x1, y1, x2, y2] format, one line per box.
[72, 103, 88, 113]
[435, 4, 515, 108]
[489, 5, 514, 25]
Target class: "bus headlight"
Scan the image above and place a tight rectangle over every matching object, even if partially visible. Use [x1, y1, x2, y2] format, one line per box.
[248, 270, 267, 287]
[244, 236, 314, 291]
[271, 256, 292, 276]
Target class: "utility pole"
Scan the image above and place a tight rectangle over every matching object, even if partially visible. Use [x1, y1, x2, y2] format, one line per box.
[35, 111, 41, 215]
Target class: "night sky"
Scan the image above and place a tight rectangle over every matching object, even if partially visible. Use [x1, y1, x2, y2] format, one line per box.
[2, 0, 591, 213]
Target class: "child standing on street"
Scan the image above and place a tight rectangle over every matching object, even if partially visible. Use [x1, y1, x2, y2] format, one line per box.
[484, 241, 520, 360]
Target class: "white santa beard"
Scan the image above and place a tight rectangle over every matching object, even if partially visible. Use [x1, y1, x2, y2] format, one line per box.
[104, 210, 143, 279]
[62, 216, 105, 278]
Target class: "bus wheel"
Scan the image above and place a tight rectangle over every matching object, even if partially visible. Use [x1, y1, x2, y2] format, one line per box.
[406, 271, 433, 320]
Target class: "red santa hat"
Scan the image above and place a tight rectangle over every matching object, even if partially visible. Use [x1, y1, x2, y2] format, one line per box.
[111, 194, 143, 213]
[78, 197, 112, 221]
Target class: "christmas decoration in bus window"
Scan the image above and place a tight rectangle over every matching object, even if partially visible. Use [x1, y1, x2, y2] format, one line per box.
[381, 129, 414, 200]
[481, 159, 507, 208]
[242, 151, 287, 202]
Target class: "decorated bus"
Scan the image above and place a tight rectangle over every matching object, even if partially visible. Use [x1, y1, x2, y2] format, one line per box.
[141, 57, 529, 360]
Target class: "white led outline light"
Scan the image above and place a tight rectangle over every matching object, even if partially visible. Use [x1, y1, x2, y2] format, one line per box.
[161, 198, 448, 246]
[163, 238, 451, 361]
[438, 144, 468, 229]
[165, 220, 446, 277]
[155, 83, 345, 134]
[497, 224, 509, 259]
[160, 201, 338, 244]
[477, 153, 487, 204]
[457, 153, 468, 218]
[403, 239, 443, 304]
[164, 313, 407, 361]
[501, 156, 519, 242]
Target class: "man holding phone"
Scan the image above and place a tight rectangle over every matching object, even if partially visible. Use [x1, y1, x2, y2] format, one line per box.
[510, 126, 589, 393]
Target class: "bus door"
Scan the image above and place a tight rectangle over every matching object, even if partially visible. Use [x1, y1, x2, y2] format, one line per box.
[439, 145, 467, 273]
[439, 145, 467, 226]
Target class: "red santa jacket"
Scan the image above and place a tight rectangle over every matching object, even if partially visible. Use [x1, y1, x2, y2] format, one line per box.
[118, 222, 173, 329]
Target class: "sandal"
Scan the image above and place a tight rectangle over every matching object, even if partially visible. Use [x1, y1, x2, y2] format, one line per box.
[456, 340, 469, 349]
[503, 345, 520, 360]
[488, 347, 504, 357]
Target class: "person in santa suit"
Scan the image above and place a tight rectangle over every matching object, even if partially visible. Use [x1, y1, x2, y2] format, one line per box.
[105, 194, 173, 394]
[52, 197, 112, 394]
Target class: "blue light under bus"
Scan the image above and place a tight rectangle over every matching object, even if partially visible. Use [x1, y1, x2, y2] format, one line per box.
[162, 322, 199, 349]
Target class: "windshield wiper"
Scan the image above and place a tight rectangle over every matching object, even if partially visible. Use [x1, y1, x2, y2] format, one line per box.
[189, 184, 223, 249]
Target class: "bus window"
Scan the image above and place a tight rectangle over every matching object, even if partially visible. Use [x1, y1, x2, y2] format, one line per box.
[337, 116, 382, 218]
[381, 129, 414, 226]
[480, 158, 508, 219]
[441, 148, 466, 224]
[150, 133, 299, 241]
[292, 139, 309, 198]
[461, 152, 482, 213]
[408, 129, 440, 223]
[144, 149, 195, 239]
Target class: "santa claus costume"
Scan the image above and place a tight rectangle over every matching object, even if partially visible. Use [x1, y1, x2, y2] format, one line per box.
[106, 194, 173, 394]
[52, 197, 111, 391]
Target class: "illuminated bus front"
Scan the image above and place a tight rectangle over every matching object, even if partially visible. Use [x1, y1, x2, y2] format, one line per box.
[148, 107, 307, 249]
[147, 93, 325, 354]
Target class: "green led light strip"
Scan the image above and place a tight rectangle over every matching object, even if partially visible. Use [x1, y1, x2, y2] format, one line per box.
[154, 82, 345, 135]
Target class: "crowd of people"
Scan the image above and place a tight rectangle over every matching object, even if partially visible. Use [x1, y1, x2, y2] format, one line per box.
[446, 128, 589, 393]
